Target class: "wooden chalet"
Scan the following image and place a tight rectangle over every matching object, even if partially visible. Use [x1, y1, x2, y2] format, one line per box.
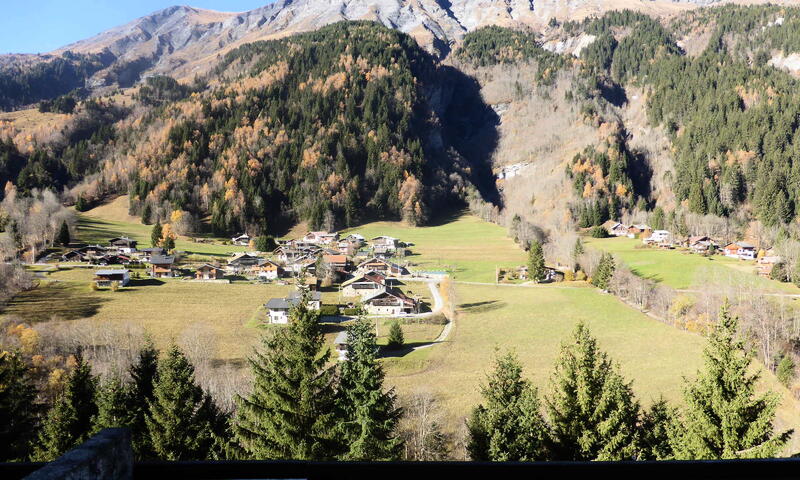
[341, 271, 392, 298]
[356, 257, 407, 276]
[231, 233, 251, 246]
[149, 254, 176, 278]
[363, 288, 418, 315]
[108, 237, 138, 254]
[195, 264, 225, 280]
[94, 269, 130, 288]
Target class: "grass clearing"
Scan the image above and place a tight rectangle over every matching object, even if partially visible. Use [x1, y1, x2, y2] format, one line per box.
[343, 213, 526, 283]
[384, 283, 800, 451]
[586, 237, 800, 293]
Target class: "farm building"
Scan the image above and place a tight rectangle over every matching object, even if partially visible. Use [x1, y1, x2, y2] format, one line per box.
[603, 221, 629, 237]
[109, 237, 138, 254]
[723, 242, 756, 260]
[227, 253, 264, 272]
[94, 269, 130, 288]
[363, 288, 418, 315]
[136, 247, 167, 262]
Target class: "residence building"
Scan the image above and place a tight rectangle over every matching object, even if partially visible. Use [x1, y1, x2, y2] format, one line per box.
[195, 264, 225, 280]
[149, 254, 176, 278]
[94, 269, 130, 288]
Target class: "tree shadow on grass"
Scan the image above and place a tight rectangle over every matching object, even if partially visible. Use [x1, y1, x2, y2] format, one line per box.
[378, 342, 437, 358]
[1, 283, 108, 322]
[457, 300, 506, 313]
[128, 278, 165, 287]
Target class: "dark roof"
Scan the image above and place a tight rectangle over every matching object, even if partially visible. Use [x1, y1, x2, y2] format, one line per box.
[95, 269, 128, 276]
[288, 290, 321, 302]
[266, 298, 291, 309]
[150, 255, 175, 265]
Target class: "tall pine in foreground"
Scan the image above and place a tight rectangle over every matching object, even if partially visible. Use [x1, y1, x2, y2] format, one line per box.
[670, 302, 793, 459]
[33, 353, 98, 461]
[336, 316, 403, 460]
[92, 376, 133, 434]
[145, 345, 224, 460]
[527, 240, 546, 283]
[233, 288, 340, 459]
[545, 323, 639, 461]
[127, 341, 159, 458]
[467, 351, 549, 461]
[0, 351, 38, 461]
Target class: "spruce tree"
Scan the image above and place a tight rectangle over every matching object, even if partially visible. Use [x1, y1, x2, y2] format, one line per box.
[0, 351, 38, 461]
[151, 221, 163, 248]
[527, 240, 547, 283]
[57, 220, 70, 247]
[33, 353, 98, 461]
[92, 376, 132, 433]
[233, 288, 340, 459]
[145, 345, 223, 460]
[637, 398, 675, 460]
[467, 351, 549, 461]
[335, 316, 403, 460]
[670, 302, 793, 459]
[163, 235, 175, 252]
[387, 321, 404, 350]
[591, 253, 615, 290]
[127, 341, 159, 458]
[545, 323, 640, 461]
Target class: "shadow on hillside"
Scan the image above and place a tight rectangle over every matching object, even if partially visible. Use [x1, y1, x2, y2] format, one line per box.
[379, 342, 437, 358]
[128, 278, 165, 287]
[458, 299, 506, 313]
[1, 283, 108, 322]
[77, 217, 132, 243]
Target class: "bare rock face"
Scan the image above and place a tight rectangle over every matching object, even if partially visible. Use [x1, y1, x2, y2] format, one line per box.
[6, 0, 732, 86]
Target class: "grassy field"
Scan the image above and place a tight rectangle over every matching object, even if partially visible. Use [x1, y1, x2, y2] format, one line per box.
[343, 213, 527, 283]
[76, 196, 248, 258]
[383, 283, 800, 451]
[586, 236, 800, 293]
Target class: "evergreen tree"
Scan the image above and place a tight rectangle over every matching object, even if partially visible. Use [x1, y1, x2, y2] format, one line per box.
[670, 302, 793, 459]
[467, 351, 549, 461]
[163, 235, 175, 252]
[74, 195, 88, 212]
[776, 354, 795, 388]
[233, 288, 340, 459]
[56, 220, 70, 247]
[335, 316, 403, 460]
[151, 221, 162, 248]
[145, 345, 223, 460]
[637, 398, 675, 460]
[33, 353, 98, 461]
[592, 252, 616, 290]
[0, 351, 38, 461]
[92, 376, 132, 433]
[127, 341, 159, 458]
[527, 240, 547, 283]
[545, 323, 640, 461]
[387, 321, 404, 350]
[141, 204, 152, 225]
[254, 235, 277, 253]
[572, 238, 585, 261]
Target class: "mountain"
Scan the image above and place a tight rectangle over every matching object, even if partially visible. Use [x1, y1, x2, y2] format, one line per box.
[12, 0, 736, 92]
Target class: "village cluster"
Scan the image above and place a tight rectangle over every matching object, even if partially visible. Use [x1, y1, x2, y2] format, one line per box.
[58, 231, 427, 322]
[603, 221, 780, 276]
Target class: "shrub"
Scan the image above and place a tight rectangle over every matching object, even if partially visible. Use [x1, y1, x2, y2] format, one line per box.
[563, 270, 575, 281]
[387, 321, 405, 350]
[575, 270, 587, 281]
[342, 308, 360, 316]
[771, 262, 789, 283]
[590, 226, 609, 238]
[110, 281, 120, 292]
[90, 282, 99, 291]
[318, 305, 339, 316]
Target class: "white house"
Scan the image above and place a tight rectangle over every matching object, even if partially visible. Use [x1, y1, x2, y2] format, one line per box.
[644, 230, 671, 245]
[341, 271, 390, 298]
[231, 234, 251, 246]
[363, 288, 418, 315]
[265, 298, 291, 324]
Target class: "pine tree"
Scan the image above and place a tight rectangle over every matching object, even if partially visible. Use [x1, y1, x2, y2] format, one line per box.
[163, 235, 175, 252]
[545, 323, 640, 461]
[670, 302, 793, 459]
[591, 252, 615, 290]
[56, 220, 70, 247]
[572, 238, 585, 261]
[145, 345, 223, 460]
[127, 341, 159, 458]
[527, 240, 546, 283]
[142, 204, 152, 225]
[0, 351, 38, 461]
[387, 321, 404, 350]
[335, 316, 403, 460]
[93, 376, 132, 433]
[637, 398, 675, 460]
[233, 288, 340, 459]
[33, 353, 98, 461]
[467, 351, 550, 461]
[151, 221, 162, 248]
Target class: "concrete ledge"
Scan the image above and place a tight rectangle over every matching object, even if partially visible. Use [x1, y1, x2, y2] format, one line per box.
[25, 428, 132, 480]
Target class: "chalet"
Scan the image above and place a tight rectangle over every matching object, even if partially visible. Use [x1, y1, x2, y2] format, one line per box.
[94, 269, 130, 288]
[687, 236, 716, 253]
[341, 271, 391, 298]
[284, 255, 317, 275]
[80, 245, 107, 258]
[345, 233, 365, 244]
[356, 257, 407, 276]
[371, 236, 399, 255]
[251, 259, 284, 280]
[60, 250, 86, 262]
[334, 331, 348, 361]
[302, 231, 339, 245]
[758, 255, 782, 277]
[265, 291, 322, 323]
[92, 254, 133, 266]
[363, 288, 418, 316]
[627, 224, 652, 239]
[227, 253, 264, 273]
[322, 254, 350, 272]
[136, 247, 166, 262]
[231, 234, 251, 246]
[274, 245, 320, 264]
[603, 221, 629, 237]
[109, 237, 138, 254]
[149, 254, 176, 278]
[724, 242, 756, 260]
[644, 230, 671, 245]
[195, 264, 225, 280]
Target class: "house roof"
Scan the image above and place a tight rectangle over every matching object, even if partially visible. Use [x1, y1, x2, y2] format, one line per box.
[266, 298, 291, 309]
[95, 269, 128, 276]
[140, 247, 166, 254]
[288, 290, 321, 302]
[334, 331, 348, 345]
[323, 254, 348, 264]
[109, 237, 137, 244]
[197, 263, 223, 271]
[736, 241, 755, 249]
[341, 271, 386, 287]
[363, 287, 416, 306]
[150, 255, 175, 265]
